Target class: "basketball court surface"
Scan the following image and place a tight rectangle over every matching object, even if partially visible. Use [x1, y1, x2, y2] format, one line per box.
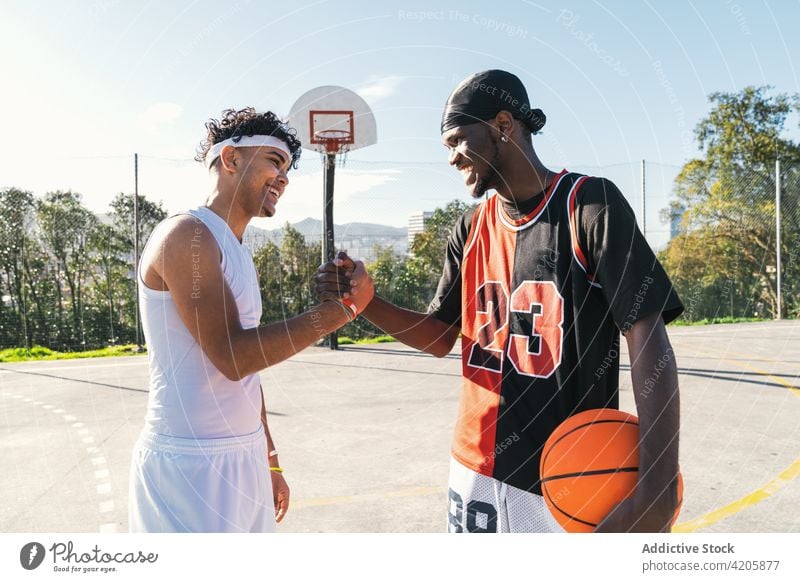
[1, 320, 798, 533]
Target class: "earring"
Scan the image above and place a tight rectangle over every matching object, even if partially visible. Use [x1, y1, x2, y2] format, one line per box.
[501, 135, 509, 142]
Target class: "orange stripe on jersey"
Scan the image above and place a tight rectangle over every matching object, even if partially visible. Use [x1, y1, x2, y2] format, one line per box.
[498, 169, 568, 227]
[567, 175, 601, 286]
[454, 194, 517, 477]
[462, 200, 485, 258]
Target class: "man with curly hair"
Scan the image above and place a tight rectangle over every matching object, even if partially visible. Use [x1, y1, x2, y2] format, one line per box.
[129, 108, 374, 532]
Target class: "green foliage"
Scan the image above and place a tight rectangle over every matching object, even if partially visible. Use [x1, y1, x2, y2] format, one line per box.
[110, 192, 168, 248]
[409, 200, 475, 299]
[336, 335, 396, 345]
[0, 187, 168, 351]
[0, 344, 143, 362]
[670, 316, 768, 327]
[0, 345, 55, 360]
[661, 86, 800, 321]
[0, 188, 36, 347]
[252, 223, 322, 326]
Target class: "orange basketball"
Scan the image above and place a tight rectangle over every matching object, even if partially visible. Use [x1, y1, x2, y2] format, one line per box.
[540, 408, 683, 532]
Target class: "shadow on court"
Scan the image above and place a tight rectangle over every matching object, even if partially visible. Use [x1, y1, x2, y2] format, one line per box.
[0, 320, 797, 533]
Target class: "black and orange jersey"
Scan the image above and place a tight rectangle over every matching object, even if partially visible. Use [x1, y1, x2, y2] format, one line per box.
[428, 170, 684, 495]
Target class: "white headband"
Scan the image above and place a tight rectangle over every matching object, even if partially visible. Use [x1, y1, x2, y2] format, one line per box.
[205, 135, 292, 169]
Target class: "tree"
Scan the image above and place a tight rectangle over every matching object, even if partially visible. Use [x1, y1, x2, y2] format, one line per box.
[252, 224, 322, 325]
[109, 192, 168, 250]
[253, 240, 285, 325]
[0, 188, 36, 347]
[408, 199, 475, 307]
[36, 191, 98, 348]
[1, 188, 172, 350]
[86, 223, 134, 345]
[661, 86, 800, 320]
[109, 193, 168, 336]
[280, 224, 320, 315]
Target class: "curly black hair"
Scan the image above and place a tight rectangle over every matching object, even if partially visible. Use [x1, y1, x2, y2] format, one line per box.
[195, 107, 302, 169]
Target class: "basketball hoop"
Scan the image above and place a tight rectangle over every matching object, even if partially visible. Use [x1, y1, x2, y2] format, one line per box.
[313, 129, 352, 155]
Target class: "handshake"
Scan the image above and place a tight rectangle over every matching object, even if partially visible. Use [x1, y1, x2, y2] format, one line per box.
[315, 251, 375, 319]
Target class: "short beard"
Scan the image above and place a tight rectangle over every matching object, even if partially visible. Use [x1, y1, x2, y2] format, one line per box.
[472, 134, 501, 198]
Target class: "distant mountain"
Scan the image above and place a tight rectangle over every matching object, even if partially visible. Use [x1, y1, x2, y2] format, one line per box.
[244, 218, 408, 260]
[245, 218, 406, 241]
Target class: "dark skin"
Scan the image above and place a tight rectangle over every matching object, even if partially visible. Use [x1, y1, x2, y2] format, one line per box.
[317, 111, 681, 532]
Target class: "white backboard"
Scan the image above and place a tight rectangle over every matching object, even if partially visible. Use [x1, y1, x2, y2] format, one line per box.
[288, 86, 377, 154]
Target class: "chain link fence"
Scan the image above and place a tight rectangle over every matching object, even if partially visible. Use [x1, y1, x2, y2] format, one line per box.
[1, 159, 796, 352]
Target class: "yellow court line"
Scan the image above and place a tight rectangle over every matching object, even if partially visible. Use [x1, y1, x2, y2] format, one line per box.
[292, 343, 800, 528]
[673, 457, 800, 532]
[699, 345, 800, 395]
[673, 346, 800, 532]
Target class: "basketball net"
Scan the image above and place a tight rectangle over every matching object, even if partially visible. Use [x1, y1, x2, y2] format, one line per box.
[314, 129, 351, 168]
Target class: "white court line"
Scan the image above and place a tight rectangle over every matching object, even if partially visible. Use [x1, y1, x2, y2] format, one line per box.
[1, 360, 147, 374]
[4, 389, 119, 533]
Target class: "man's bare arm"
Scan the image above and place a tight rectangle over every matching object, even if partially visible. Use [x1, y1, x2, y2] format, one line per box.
[147, 216, 370, 380]
[260, 388, 289, 522]
[260, 390, 278, 465]
[315, 256, 459, 358]
[596, 312, 680, 532]
[361, 297, 459, 358]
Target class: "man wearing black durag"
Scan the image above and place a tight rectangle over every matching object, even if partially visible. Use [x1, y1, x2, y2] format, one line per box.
[317, 70, 684, 533]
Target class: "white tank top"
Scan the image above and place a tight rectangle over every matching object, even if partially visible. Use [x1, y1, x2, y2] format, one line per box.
[138, 206, 263, 438]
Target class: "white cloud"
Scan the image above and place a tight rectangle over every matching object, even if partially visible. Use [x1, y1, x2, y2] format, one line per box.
[356, 75, 406, 104]
[136, 102, 183, 134]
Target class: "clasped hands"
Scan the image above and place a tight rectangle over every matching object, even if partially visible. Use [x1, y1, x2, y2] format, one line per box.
[316, 251, 375, 317]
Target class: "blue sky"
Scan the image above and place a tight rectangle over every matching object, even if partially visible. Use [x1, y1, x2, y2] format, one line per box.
[2, 0, 798, 247]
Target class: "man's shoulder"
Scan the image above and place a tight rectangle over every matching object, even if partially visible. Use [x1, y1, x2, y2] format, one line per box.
[458, 205, 480, 228]
[447, 205, 480, 249]
[150, 213, 219, 260]
[574, 175, 625, 207]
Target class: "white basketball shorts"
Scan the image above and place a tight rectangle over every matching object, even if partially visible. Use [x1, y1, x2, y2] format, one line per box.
[447, 456, 564, 533]
[128, 427, 275, 532]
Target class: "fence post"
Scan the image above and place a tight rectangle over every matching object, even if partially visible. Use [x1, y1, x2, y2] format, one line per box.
[134, 153, 142, 348]
[641, 159, 646, 240]
[775, 159, 782, 320]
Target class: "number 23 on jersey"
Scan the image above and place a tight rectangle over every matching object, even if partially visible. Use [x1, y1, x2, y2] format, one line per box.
[467, 280, 564, 378]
